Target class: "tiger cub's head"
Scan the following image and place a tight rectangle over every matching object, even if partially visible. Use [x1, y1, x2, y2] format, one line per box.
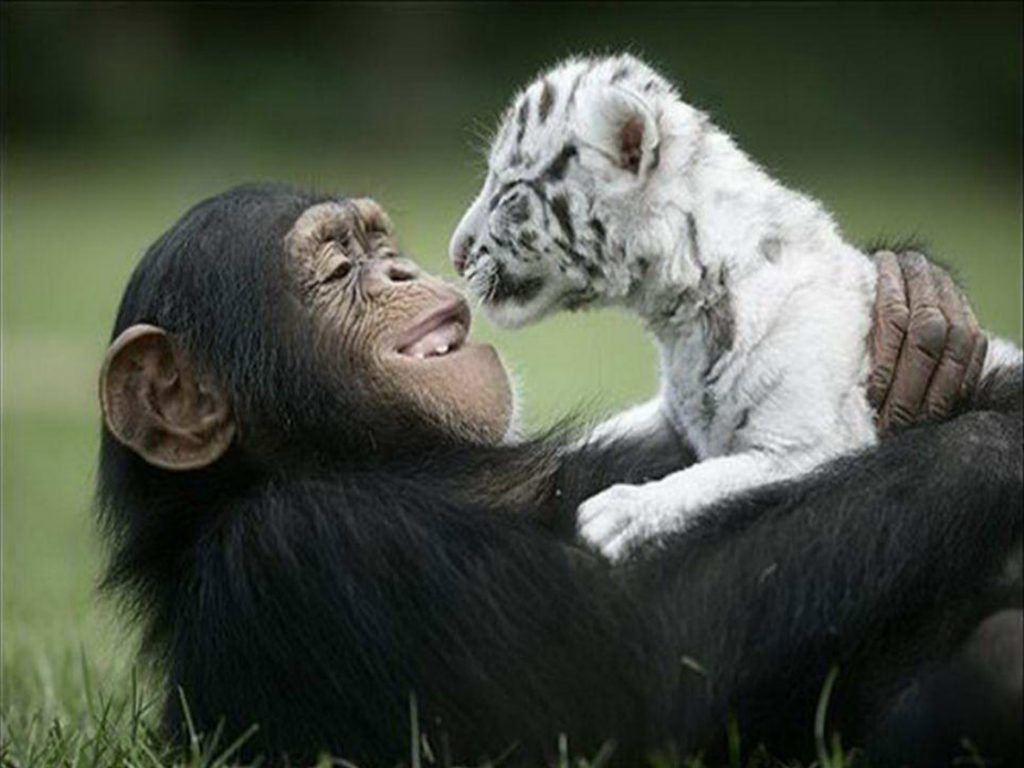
[450, 54, 705, 328]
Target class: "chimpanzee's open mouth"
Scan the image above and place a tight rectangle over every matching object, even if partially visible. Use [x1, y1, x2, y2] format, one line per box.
[396, 298, 470, 359]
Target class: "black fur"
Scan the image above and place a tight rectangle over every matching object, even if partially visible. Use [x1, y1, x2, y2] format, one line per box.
[647, 144, 661, 173]
[505, 192, 530, 224]
[98, 184, 1023, 767]
[611, 64, 631, 83]
[685, 212, 704, 273]
[698, 265, 736, 379]
[515, 96, 530, 146]
[549, 193, 575, 245]
[539, 79, 556, 123]
[488, 260, 546, 305]
[542, 144, 578, 183]
[488, 182, 512, 213]
[567, 71, 585, 109]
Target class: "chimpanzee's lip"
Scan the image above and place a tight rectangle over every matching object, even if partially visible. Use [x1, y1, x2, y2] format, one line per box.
[395, 297, 471, 359]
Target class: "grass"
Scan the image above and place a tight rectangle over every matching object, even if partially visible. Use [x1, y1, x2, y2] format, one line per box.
[2, 138, 1021, 766]
[0, 658, 841, 768]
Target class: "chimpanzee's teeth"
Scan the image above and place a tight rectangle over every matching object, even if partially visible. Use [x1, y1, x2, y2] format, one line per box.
[400, 319, 467, 359]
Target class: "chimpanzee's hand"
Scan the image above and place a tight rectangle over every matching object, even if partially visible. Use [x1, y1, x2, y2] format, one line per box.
[867, 250, 987, 431]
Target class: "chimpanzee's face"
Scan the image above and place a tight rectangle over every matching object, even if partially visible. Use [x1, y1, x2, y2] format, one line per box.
[99, 189, 516, 474]
[284, 199, 514, 445]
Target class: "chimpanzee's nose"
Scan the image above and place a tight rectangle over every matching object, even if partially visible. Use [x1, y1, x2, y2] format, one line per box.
[383, 259, 419, 283]
[363, 257, 420, 294]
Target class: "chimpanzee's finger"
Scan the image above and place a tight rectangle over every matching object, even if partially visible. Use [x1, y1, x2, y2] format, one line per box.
[880, 252, 947, 431]
[962, 336, 988, 405]
[866, 251, 909, 412]
[921, 270, 974, 421]
[959, 300, 988, 406]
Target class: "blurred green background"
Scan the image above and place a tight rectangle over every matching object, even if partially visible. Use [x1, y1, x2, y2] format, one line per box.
[1, 1, 1021, 717]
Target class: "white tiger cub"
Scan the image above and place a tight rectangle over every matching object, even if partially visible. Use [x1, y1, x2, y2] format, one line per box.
[449, 54, 1020, 559]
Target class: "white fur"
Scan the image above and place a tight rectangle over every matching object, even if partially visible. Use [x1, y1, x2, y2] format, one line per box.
[450, 54, 1016, 560]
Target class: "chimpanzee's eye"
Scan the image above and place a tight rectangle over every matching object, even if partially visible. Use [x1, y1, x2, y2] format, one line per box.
[322, 259, 352, 283]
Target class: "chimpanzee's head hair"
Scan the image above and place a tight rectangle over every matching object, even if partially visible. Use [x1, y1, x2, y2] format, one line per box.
[97, 181, 515, 537]
[99, 185, 341, 474]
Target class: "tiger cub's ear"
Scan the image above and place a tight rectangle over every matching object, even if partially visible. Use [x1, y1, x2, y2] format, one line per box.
[574, 86, 660, 177]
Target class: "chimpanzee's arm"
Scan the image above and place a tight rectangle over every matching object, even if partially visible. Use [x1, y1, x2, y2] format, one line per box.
[636, 370, 1022, 760]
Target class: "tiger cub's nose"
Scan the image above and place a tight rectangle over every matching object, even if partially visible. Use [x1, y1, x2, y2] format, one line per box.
[450, 233, 475, 276]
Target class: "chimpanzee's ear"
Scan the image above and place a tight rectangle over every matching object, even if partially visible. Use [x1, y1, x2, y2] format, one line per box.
[574, 86, 660, 176]
[99, 324, 235, 470]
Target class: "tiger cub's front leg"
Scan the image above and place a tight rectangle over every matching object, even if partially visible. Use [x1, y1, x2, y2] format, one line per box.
[577, 451, 805, 559]
[586, 396, 674, 447]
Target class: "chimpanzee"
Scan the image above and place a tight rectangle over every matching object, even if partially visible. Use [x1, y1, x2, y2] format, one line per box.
[96, 183, 1022, 767]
